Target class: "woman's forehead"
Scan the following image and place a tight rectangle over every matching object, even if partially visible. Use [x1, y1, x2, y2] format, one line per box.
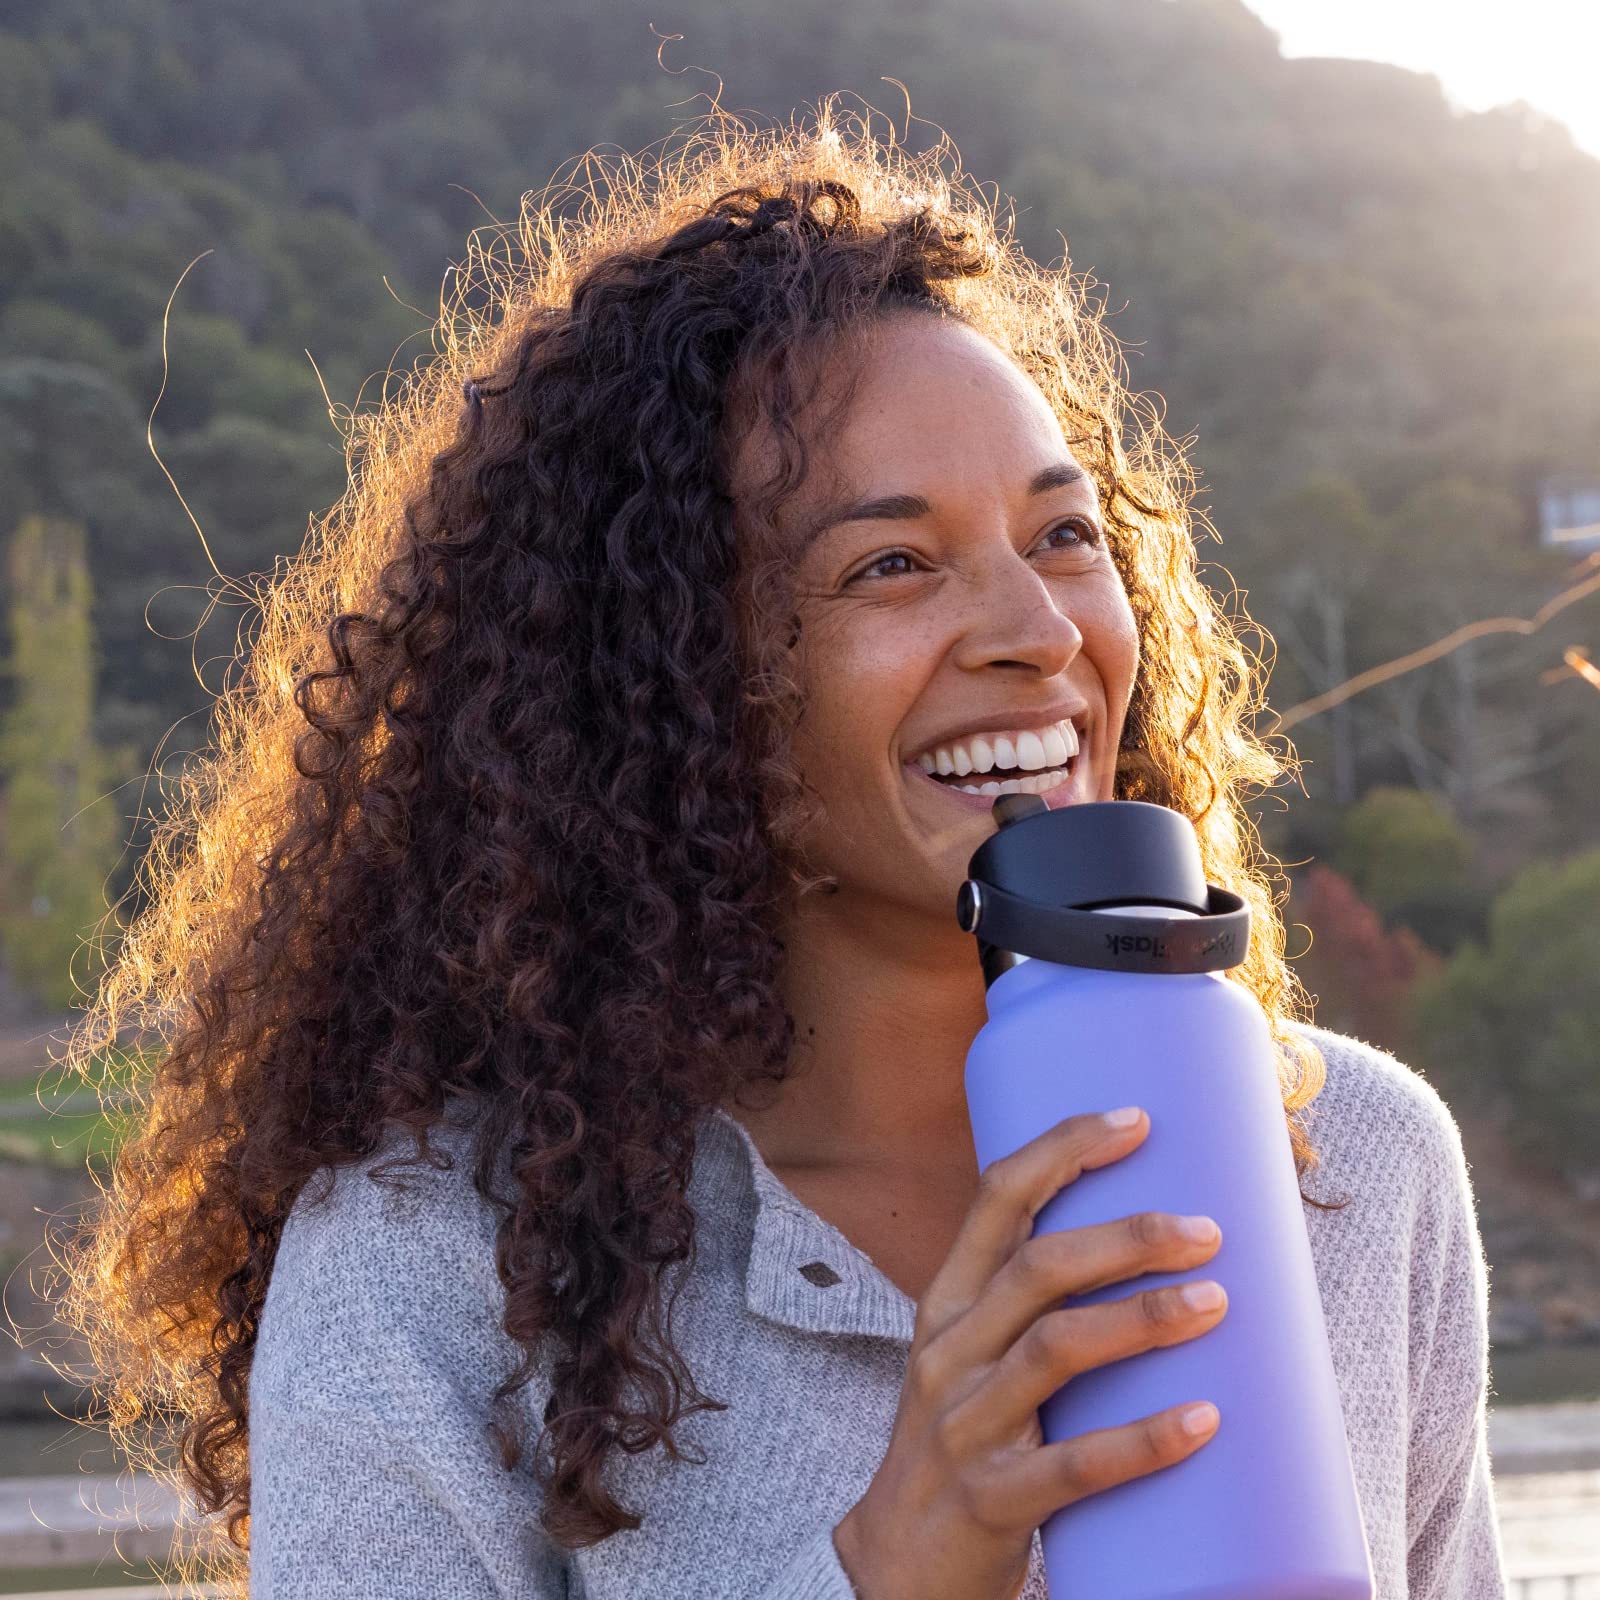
[727, 315, 1079, 532]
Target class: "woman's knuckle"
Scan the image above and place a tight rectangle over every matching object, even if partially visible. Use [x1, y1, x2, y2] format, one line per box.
[906, 1344, 948, 1408]
[1130, 1210, 1168, 1251]
[1013, 1235, 1054, 1283]
[1040, 1308, 1082, 1365]
[931, 1403, 969, 1464]
[961, 1470, 1012, 1533]
[975, 1162, 1012, 1208]
[1141, 1411, 1175, 1461]
[1016, 1320, 1051, 1373]
[1139, 1286, 1177, 1332]
[1055, 1443, 1095, 1503]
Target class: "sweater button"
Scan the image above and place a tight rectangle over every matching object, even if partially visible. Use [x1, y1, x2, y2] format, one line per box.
[799, 1260, 842, 1288]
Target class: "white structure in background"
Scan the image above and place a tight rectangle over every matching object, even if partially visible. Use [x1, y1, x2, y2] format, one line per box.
[1537, 477, 1600, 554]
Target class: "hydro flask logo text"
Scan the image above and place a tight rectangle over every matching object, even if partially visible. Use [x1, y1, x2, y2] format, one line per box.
[1104, 928, 1239, 962]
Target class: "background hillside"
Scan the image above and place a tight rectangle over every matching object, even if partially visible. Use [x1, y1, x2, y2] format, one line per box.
[1, 0, 1598, 1360]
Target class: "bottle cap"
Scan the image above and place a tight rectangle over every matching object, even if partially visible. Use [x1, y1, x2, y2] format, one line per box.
[956, 797, 1250, 985]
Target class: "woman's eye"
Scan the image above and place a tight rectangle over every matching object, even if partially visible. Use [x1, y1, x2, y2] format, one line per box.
[846, 519, 1105, 585]
[852, 550, 919, 582]
[1039, 516, 1106, 552]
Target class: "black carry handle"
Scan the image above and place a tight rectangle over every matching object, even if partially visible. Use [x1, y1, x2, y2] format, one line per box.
[955, 876, 1251, 975]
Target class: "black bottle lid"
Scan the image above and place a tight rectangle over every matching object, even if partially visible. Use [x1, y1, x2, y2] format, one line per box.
[955, 796, 1251, 987]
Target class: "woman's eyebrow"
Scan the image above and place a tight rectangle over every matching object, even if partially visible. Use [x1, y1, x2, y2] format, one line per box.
[800, 460, 1091, 550]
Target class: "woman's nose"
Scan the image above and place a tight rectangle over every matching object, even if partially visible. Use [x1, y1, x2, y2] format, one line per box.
[948, 560, 1085, 676]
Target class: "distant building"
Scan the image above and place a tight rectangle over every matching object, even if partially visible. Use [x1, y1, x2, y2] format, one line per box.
[1537, 478, 1600, 553]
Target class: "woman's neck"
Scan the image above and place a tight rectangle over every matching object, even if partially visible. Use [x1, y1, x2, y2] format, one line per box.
[722, 890, 990, 1178]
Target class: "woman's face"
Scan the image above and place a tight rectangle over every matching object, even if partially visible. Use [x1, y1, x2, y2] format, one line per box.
[750, 311, 1142, 925]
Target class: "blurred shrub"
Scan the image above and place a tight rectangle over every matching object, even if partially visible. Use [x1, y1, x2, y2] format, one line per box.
[1381, 879, 1494, 955]
[1287, 863, 1444, 1055]
[1410, 848, 1600, 1183]
[0, 297, 130, 382]
[1332, 785, 1474, 918]
[0, 514, 126, 1010]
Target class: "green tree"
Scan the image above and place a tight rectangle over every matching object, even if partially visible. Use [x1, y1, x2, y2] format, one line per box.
[0, 514, 126, 1009]
[1333, 784, 1488, 951]
[1410, 848, 1600, 1182]
[3, 0, 1599, 1014]
[1367, 477, 1553, 831]
[1256, 474, 1390, 805]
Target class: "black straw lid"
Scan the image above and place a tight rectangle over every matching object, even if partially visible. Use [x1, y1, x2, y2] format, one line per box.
[956, 797, 1250, 985]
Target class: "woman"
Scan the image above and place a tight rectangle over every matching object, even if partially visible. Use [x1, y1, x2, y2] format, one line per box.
[54, 103, 1506, 1598]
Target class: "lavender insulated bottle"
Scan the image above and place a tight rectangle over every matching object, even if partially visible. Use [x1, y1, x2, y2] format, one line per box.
[958, 796, 1373, 1600]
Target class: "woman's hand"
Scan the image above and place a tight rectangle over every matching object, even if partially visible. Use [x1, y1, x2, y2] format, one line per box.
[832, 1107, 1226, 1600]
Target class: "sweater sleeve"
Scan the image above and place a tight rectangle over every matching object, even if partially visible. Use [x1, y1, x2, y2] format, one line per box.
[247, 1154, 569, 1599]
[251, 1397, 860, 1600]
[248, 1145, 865, 1600]
[751, 1524, 863, 1599]
[250, 1401, 565, 1599]
[1402, 1091, 1509, 1600]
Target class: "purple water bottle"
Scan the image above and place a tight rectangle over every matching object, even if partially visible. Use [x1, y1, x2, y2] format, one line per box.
[957, 795, 1373, 1600]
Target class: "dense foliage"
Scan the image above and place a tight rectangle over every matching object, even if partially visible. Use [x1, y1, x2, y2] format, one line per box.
[5, 0, 1597, 856]
[1412, 849, 1600, 1181]
[1, 0, 1596, 1152]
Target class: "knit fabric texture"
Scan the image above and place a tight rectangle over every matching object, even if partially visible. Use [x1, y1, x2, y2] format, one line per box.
[248, 1020, 1508, 1597]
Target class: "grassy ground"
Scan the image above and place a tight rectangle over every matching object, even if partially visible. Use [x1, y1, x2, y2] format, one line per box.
[0, 1420, 173, 1481]
[1492, 1344, 1600, 1406]
[0, 1558, 192, 1594]
[0, 1054, 135, 1171]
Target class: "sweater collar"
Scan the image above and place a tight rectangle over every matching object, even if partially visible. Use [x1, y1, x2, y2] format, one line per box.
[696, 1106, 918, 1345]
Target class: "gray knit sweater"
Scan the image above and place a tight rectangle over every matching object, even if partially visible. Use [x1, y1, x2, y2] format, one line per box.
[248, 1021, 1508, 1598]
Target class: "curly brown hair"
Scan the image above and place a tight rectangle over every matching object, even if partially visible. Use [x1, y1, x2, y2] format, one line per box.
[46, 97, 1333, 1593]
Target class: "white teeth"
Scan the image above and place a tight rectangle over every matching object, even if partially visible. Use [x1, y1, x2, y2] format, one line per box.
[912, 718, 1082, 779]
[1016, 730, 1047, 770]
[1043, 724, 1074, 765]
[951, 768, 1072, 798]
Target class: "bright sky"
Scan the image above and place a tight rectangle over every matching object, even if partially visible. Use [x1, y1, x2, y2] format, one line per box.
[1238, 1, 1600, 158]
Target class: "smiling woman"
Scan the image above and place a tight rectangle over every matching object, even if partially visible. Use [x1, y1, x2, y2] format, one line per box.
[46, 97, 1505, 1600]
[733, 310, 1139, 867]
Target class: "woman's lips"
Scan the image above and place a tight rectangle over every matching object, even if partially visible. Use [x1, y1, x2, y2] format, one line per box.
[902, 752, 1082, 812]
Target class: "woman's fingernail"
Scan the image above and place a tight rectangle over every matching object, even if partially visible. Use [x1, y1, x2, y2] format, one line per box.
[1103, 1106, 1141, 1128]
